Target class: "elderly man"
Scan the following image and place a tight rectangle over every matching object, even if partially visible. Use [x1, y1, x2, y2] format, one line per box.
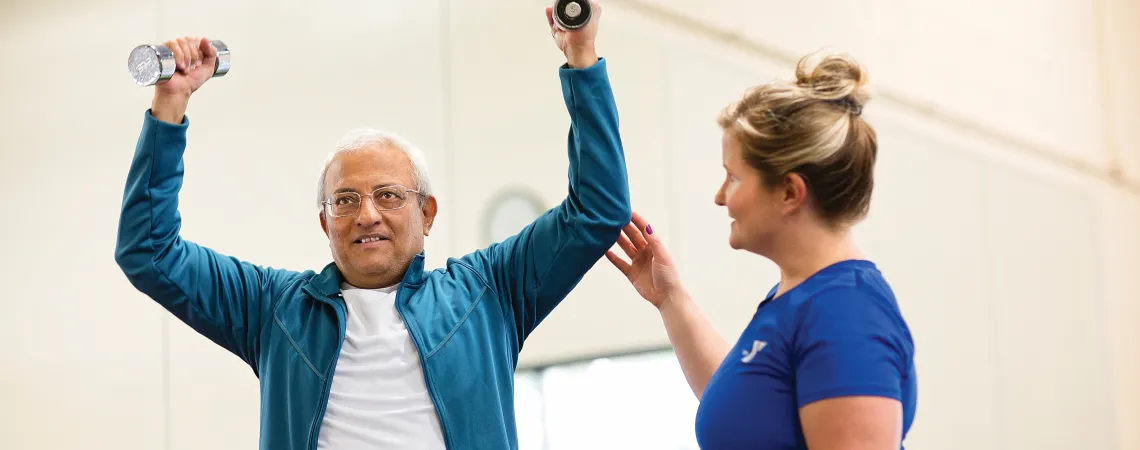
[114, 4, 630, 450]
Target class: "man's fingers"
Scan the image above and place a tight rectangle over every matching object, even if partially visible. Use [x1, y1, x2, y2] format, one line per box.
[199, 37, 216, 58]
[178, 38, 193, 70]
[605, 250, 630, 276]
[189, 36, 203, 69]
[165, 40, 182, 69]
[166, 39, 184, 70]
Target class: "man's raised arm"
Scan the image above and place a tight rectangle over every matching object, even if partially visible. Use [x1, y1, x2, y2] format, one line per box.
[114, 36, 296, 372]
[462, 2, 632, 344]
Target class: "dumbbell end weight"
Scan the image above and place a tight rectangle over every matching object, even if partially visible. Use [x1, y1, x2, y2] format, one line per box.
[127, 40, 231, 87]
[552, 0, 591, 30]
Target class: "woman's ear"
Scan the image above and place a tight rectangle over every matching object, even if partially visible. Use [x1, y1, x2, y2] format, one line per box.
[781, 172, 810, 212]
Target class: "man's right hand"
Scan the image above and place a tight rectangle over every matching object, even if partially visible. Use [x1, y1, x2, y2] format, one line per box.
[151, 36, 218, 124]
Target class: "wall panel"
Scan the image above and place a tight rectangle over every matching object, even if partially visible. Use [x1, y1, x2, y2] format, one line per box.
[1097, 0, 1140, 182]
[0, 0, 168, 449]
[984, 164, 1115, 450]
[1101, 188, 1140, 450]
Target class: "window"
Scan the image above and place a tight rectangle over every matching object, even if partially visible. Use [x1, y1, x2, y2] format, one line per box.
[514, 349, 700, 450]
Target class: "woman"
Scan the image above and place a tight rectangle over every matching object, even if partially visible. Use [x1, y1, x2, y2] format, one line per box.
[605, 51, 917, 449]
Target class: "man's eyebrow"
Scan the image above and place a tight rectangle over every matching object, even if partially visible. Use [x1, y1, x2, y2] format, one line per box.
[332, 183, 399, 195]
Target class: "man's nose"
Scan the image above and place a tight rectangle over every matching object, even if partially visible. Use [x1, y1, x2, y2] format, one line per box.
[355, 197, 383, 227]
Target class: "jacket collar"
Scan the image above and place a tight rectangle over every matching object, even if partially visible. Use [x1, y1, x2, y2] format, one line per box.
[305, 252, 428, 301]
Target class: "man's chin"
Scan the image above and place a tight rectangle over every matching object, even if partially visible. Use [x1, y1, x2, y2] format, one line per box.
[341, 251, 389, 271]
[339, 263, 393, 286]
[353, 260, 390, 273]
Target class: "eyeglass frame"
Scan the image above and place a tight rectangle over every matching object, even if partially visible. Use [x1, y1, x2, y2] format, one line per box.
[321, 184, 424, 218]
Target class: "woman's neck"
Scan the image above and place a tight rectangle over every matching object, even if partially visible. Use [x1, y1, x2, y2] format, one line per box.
[768, 223, 864, 298]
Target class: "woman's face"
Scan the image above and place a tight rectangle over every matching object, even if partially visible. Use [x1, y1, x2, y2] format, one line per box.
[714, 131, 796, 255]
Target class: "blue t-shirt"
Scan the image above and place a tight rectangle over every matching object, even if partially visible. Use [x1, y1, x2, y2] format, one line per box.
[694, 259, 917, 449]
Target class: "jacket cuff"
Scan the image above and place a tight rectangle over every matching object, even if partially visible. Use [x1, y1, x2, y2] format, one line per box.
[558, 57, 607, 82]
[144, 108, 190, 130]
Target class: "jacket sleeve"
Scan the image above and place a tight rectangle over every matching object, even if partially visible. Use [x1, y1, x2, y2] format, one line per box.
[114, 110, 298, 373]
[461, 58, 632, 346]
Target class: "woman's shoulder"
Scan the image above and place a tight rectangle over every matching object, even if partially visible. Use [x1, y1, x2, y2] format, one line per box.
[783, 259, 898, 308]
[788, 260, 912, 340]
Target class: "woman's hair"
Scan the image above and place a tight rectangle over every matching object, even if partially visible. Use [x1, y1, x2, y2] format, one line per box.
[717, 50, 877, 226]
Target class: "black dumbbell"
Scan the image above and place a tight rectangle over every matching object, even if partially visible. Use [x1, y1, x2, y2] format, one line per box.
[552, 0, 592, 30]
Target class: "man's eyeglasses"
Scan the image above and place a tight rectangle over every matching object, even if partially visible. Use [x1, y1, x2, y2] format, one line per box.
[322, 185, 422, 218]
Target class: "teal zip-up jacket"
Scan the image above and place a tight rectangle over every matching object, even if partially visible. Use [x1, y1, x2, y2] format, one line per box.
[114, 58, 631, 450]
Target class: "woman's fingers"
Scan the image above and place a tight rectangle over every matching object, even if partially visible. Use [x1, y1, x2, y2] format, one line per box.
[630, 211, 652, 237]
[616, 232, 638, 259]
[605, 250, 631, 276]
[623, 222, 647, 250]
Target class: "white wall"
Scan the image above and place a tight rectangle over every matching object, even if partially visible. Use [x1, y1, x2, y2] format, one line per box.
[1, 0, 1137, 449]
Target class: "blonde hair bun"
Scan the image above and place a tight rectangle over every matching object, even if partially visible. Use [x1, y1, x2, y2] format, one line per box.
[794, 52, 870, 111]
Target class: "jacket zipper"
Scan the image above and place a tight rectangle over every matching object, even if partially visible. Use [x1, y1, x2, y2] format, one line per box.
[308, 293, 346, 450]
[395, 295, 455, 449]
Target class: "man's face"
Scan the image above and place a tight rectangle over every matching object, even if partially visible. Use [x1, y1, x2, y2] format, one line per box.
[319, 146, 437, 288]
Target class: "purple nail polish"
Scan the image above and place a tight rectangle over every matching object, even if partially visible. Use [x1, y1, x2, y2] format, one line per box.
[646, 224, 654, 235]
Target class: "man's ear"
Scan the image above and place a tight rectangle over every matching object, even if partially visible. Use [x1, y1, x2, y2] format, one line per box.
[319, 211, 330, 237]
[421, 196, 438, 236]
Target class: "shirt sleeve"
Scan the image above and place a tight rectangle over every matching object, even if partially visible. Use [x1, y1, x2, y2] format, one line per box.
[792, 287, 912, 408]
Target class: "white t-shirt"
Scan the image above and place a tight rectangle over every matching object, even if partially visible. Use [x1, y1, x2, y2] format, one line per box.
[316, 283, 447, 450]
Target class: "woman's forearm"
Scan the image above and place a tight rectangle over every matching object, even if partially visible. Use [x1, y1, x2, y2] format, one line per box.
[659, 290, 732, 400]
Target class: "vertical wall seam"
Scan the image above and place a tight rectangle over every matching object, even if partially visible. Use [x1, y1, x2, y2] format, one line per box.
[163, 317, 172, 450]
[1091, 188, 1122, 449]
[660, 44, 679, 269]
[440, 0, 457, 257]
[1090, 0, 1124, 181]
[979, 164, 1009, 449]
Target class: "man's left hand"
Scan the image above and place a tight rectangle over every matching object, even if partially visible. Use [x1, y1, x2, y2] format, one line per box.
[546, 1, 601, 69]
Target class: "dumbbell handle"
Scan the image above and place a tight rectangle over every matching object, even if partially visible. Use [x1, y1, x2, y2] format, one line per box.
[127, 40, 231, 86]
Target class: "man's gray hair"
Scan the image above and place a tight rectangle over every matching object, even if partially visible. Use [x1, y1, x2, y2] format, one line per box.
[316, 128, 434, 210]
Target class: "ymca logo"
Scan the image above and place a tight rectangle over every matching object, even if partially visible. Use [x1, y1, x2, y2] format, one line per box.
[741, 340, 767, 363]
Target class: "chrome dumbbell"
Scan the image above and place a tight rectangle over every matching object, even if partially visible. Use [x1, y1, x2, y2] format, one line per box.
[552, 0, 592, 30]
[127, 40, 231, 86]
